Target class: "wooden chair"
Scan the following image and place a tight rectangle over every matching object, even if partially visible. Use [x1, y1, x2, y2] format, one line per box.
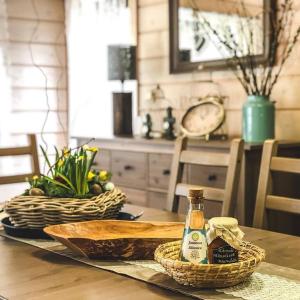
[167, 137, 244, 216]
[0, 134, 40, 185]
[253, 139, 300, 229]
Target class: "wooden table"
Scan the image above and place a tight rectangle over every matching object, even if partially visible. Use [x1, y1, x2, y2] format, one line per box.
[0, 204, 299, 300]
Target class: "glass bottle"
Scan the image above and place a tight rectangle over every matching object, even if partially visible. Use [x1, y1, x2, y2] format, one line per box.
[180, 188, 208, 264]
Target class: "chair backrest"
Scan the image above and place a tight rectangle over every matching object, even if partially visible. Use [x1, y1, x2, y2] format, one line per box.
[0, 134, 40, 184]
[167, 137, 244, 216]
[253, 139, 300, 229]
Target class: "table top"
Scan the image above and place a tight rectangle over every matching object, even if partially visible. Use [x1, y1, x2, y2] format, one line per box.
[1, 204, 300, 300]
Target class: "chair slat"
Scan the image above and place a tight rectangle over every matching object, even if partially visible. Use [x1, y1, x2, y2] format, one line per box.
[180, 150, 230, 167]
[176, 183, 225, 202]
[0, 174, 34, 185]
[266, 195, 300, 214]
[0, 146, 32, 157]
[270, 157, 300, 174]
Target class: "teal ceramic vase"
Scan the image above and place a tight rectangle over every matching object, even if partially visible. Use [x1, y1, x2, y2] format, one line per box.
[242, 95, 275, 143]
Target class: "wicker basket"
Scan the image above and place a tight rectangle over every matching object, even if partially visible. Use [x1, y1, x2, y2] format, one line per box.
[4, 188, 126, 229]
[155, 240, 265, 288]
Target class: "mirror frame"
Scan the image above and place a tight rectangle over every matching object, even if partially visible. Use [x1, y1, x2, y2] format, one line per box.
[169, 0, 275, 74]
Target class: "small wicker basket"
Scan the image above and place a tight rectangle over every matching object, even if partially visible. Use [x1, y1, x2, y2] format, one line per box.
[155, 240, 265, 288]
[4, 188, 126, 229]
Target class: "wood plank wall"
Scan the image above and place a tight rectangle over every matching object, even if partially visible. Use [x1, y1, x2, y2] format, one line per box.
[137, 0, 300, 139]
[6, 0, 68, 151]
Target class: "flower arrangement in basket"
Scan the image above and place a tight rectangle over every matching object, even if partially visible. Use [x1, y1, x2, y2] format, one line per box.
[5, 145, 126, 228]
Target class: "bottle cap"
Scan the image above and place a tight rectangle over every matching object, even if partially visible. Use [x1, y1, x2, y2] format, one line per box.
[188, 188, 204, 203]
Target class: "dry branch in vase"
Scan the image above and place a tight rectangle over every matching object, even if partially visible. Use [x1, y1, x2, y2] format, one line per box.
[198, 0, 300, 97]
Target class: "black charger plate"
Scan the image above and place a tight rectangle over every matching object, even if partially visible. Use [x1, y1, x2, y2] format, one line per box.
[1, 211, 143, 240]
[1, 217, 52, 240]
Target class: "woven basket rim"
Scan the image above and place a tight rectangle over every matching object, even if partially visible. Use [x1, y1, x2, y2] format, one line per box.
[155, 240, 265, 269]
[10, 188, 121, 201]
[4, 188, 126, 229]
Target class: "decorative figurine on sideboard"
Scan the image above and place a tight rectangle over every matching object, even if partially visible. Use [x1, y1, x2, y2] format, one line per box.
[163, 106, 176, 140]
[142, 113, 153, 139]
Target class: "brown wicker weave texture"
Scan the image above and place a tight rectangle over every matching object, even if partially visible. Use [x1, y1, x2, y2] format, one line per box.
[4, 188, 126, 228]
[155, 240, 265, 288]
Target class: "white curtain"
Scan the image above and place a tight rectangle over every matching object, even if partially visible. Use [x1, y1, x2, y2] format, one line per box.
[65, 0, 136, 139]
[0, 0, 12, 146]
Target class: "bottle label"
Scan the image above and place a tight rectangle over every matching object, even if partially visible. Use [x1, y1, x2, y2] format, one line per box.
[211, 245, 238, 264]
[181, 228, 208, 264]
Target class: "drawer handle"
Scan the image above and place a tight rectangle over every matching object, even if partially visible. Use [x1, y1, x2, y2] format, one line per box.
[124, 165, 134, 171]
[208, 174, 217, 181]
[162, 169, 170, 175]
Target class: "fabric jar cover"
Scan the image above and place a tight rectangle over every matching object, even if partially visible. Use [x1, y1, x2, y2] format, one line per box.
[206, 217, 245, 250]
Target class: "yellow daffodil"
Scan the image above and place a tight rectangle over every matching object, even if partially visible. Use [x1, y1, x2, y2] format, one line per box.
[99, 170, 108, 181]
[87, 171, 96, 181]
[83, 145, 98, 152]
[57, 159, 64, 167]
[76, 155, 84, 162]
[88, 147, 98, 152]
[63, 147, 70, 157]
[32, 175, 39, 180]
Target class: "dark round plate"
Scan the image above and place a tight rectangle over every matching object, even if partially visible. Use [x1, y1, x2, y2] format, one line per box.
[1, 211, 142, 240]
[1, 217, 53, 240]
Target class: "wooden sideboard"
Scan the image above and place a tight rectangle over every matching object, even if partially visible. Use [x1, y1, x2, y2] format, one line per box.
[75, 136, 300, 234]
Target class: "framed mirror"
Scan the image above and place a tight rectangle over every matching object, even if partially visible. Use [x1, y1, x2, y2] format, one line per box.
[169, 0, 274, 73]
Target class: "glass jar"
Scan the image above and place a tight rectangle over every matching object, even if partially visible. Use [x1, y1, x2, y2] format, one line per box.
[207, 217, 244, 264]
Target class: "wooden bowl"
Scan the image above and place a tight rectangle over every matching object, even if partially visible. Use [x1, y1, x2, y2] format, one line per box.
[44, 220, 184, 260]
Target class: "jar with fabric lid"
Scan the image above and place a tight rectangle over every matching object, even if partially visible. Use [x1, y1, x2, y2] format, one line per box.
[207, 217, 244, 264]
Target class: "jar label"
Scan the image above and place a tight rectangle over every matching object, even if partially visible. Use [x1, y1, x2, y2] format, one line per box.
[212, 245, 238, 264]
[181, 229, 208, 264]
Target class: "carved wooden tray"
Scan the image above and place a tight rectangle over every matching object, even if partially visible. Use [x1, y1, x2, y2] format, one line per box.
[44, 220, 184, 260]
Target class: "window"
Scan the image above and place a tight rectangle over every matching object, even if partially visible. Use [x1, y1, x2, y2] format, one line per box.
[66, 0, 137, 139]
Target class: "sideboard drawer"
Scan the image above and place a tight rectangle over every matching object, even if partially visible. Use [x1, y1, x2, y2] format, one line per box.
[93, 149, 111, 171]
[120, 186, 147, 206]
[188, 165, 226, 189]
[149, 153, 172, 190]
[111, 151, 147, 189]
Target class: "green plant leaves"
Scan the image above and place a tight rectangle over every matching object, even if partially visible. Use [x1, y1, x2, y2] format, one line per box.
[31, 145, 110, 198]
